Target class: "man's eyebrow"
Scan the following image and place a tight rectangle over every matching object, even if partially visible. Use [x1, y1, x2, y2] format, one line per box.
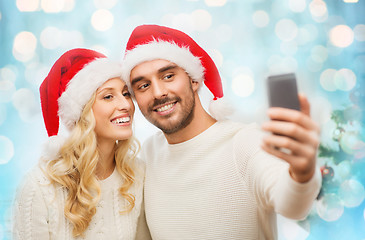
[158, 64, 178, 73]
[131, 64, 178, 86]
[131, 76, 144, 86]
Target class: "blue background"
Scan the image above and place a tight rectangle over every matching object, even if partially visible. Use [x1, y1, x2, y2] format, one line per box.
[0, 0, 364, 239]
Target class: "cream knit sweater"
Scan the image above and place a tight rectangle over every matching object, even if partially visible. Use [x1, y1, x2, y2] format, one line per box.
[142, 120, 321, 240]
[12, 160, 149, 240]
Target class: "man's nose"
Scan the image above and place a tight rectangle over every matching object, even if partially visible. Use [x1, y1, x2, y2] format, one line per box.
[152, 80, 168, 99]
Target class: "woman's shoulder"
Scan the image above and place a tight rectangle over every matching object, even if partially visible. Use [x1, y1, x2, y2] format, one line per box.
[13, 165, 51, 208]
[17, 165, 48, 189]
[14, 164, 58, 203]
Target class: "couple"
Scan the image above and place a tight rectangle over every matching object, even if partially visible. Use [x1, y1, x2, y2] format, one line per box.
[12, 24, 321, 240]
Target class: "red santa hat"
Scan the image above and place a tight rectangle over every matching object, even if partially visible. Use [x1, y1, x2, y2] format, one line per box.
[122, 24, 233, 120]
[39, 48, 123, 159]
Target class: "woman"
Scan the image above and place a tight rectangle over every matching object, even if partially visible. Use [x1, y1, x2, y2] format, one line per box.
[12, 48, 150, 239]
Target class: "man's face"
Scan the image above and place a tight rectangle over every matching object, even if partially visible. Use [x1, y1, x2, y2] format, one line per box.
[130, 59, 199, 134]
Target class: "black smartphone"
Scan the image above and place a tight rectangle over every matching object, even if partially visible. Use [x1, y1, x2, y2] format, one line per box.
[267, 73, 300, 111]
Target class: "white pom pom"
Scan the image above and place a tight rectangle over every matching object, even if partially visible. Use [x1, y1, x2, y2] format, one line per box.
[208, 97, 235, 121]
[41, 135, 67, 161]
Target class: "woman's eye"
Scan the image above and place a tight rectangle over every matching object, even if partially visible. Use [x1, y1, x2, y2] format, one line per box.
[103, 94, 113, 100]
[123, 91, 131, 97]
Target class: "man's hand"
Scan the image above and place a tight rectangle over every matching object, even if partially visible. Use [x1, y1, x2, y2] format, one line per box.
[261, 94, 320, 183]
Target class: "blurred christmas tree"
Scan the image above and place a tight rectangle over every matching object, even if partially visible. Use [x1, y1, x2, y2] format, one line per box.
[305, 81, 365, 227]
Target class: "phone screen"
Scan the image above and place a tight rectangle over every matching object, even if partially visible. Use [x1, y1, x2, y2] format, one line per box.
[267, 73, 300, 111]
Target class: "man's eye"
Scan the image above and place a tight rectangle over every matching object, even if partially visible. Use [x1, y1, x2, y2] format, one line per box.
[103, 94, 113, 100]
[163, 74, 174, 80]
[139, 83, 150, 90]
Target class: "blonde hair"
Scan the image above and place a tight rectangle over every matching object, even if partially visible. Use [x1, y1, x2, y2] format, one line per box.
[44, 92, 139, 237]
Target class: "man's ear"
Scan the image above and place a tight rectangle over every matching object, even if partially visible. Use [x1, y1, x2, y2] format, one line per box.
[191, 79, 200, 92]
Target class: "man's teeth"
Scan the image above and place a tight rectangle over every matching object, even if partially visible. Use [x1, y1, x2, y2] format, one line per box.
[156, 103, 174, 112]
[112, 117, 130, 124]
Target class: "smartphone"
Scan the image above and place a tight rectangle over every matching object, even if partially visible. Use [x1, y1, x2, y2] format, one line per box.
[267, 73, 300, 111]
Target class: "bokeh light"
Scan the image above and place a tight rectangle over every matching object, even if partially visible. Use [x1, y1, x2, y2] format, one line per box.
[311, 45, 328, 63]
[268, 55, 298, 74]
[208, 49, 224, 68]
[12, 31, 37, 62]
[354, 24, 365, 41]
[0, 136, 14, 165]
[94, 0, 117, 9]
[62, 0, 75, 12]
[40, 27, 62, 49]
[316, 193, 344, 222]
[334, 68, 356, 91]
[0, 66, 17, 83]
[0, 104, 6, 125]
[339, 179, 365, 208]
[252, 10, 270, 28]
[311, 96, 333, 126]
[231, 74, 255, 98]
[289, 0, 307, 13]
[306, 58, 323, 72]
[16, 0, 39, 12]
[309, 0, 328, 22]
[329, 25, 354, 48]
[319, 120, 339, 150]
[168, 13, 195, 34]
[280, 41, 298, 55]
[91, 9, 114, 31]
[296, 24, 318, 45]
[25, 62, 50, 87]
[213, 24, 233, 43]
[41, 0, 65, 13]
[275, 19, 298, 42]
[204, 0, 227, 7]
[191, 10, 212, 31]
[339, 131, 361, 154]
[12, 88, 40, 122]
[336, 160, 351, 179]
[0, 80, 16, 103]
[320, 68, 337, 91]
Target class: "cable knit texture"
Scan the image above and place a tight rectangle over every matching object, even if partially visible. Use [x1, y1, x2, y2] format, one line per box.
[12, 159, 148, 240]
[142, 120, 321, 240]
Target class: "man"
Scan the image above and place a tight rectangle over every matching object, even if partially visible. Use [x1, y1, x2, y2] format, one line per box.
[122, 24, 321, 239]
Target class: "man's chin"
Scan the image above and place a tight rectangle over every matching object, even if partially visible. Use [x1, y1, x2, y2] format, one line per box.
[155, 121, 182, 134]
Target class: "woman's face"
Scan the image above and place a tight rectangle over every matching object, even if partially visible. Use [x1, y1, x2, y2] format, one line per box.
[92, 77, 135, 144]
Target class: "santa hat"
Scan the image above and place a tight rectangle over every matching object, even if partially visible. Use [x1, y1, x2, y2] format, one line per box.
[122, 24, 233, 120]
[39, 48, 123, 159]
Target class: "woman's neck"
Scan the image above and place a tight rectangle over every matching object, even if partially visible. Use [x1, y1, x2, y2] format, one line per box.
[96, 139, 116, 180]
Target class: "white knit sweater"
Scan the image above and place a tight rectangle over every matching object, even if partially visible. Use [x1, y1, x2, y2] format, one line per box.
[12, 160, 149, 240]
[142, 120, 321, 240]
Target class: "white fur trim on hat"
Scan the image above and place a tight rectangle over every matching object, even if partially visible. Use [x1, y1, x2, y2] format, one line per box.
[58, 58, 123, 130]
[209, 97, 235, 121]
[41, 135, 67, 161]
[122, 40, 205, 90]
